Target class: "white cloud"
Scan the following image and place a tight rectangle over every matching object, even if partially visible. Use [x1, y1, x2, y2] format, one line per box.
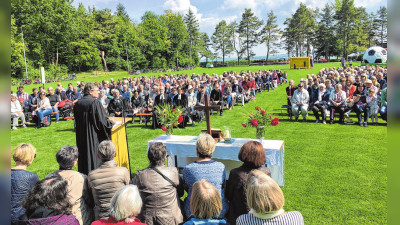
[354, 0, 386, 8]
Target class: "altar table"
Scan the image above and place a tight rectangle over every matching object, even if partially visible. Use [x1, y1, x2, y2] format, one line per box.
[148, 135, 285, 186]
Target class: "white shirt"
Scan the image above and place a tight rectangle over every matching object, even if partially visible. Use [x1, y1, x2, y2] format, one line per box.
[11, 100, 22, 113]
[292, 89, 309, 106]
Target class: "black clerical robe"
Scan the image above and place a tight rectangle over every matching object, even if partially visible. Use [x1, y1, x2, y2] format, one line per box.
[155, 93, 170, 106]
[173, 94, 188, 108]
[74, 95, 114, 175]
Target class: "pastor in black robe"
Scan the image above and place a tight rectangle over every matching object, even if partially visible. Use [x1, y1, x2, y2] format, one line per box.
[74, 95, 114, 175]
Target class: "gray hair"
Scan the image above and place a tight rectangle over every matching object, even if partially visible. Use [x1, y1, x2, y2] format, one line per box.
[56, 146, 79, 170]
[98, 140, 116, 162]
[148, 142, 167, 167]
[100, 89, 105, 94]
[318, 83, 326, 89]
[11, 93, 17, 99]
[109, 185, 143, 223]
[83, 82, 97, 96]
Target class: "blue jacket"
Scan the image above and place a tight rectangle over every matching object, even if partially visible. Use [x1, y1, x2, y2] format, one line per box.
[311, 90, 330, 107]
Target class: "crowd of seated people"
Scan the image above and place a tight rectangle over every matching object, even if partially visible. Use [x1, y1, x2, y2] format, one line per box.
[12, 133, 303, 225]
[286, 65, 387, 126]
[11, 69, 287, 130]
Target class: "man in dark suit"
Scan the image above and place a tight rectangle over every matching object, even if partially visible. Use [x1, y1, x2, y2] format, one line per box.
[155, 86, 170, 106]
[173, 87, 188, 108]
[311, 83, 330, 124]
[210, 83, 224, 116]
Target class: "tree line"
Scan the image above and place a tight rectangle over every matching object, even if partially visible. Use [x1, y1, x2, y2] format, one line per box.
[11, 0, 386, 79]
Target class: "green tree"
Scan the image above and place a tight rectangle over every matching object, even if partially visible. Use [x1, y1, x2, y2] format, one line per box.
[229, 21, 245, 65]
[238, 8, 263, 64]
[376, 6, 387, 46]
[334, 0, 359, 57]
[315, 4, 337, 61]
[11, 14, 26, 78]
[184, 9, 200, 66]
[140, 11, 171, 69]
[198, 32, 212, 64]
[163, 10, 189, 67]
[367, 12, 379, 47]
[259, 10, 281, 61]
[282, 18, 296, 57]
[211, 20, 233, 65]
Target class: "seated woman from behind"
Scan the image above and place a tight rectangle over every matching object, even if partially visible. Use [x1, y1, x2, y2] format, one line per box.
[17, 175, 79, 224]
[133, 142, 183, 225]
[236, 170, 304, 225]
[183, 180, 228, 225]
[225, 141, 271, 225]
[182, 133, 228, 219]
[91, 185, 146, 225]
[46, 145, 94, 225]
[11, 144, 39, 224]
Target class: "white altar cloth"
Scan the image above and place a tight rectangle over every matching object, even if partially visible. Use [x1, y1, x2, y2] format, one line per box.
[148, 135, 285, 186]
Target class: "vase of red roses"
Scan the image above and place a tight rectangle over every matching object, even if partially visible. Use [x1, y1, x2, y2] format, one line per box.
[155, 104, 184, 137]
[242, 106, 279, 142]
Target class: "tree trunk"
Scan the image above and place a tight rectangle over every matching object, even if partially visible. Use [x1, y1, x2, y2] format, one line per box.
[56, 48, 59, 67]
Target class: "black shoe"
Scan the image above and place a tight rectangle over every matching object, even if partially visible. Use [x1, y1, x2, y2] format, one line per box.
[220, 112, 223, 116]
[302, 118, 306, 122]
[295, 117, 299, 122]
[330, 120, 334, 124]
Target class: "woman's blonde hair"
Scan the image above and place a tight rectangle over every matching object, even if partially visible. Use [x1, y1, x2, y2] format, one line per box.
[190, 179, 222, 219]
[13, 143, 36, 165]
[196, 133, 216, 157]
[246, 169, 284, 214]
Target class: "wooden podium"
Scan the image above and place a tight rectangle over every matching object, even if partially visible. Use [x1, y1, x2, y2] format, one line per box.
[109, 117, 132, 171]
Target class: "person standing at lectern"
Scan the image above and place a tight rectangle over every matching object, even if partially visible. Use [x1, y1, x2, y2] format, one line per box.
[74, 82, 115, 175]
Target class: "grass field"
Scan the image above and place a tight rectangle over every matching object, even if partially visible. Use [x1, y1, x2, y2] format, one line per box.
[11, 62, 387, 224]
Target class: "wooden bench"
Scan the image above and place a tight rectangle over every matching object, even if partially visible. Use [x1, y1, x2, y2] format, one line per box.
[281, 105, 292, 120]
[133, 113, 152, 127]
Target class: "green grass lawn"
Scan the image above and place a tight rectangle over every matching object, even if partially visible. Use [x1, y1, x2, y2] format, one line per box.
[11, 62, 387, 224]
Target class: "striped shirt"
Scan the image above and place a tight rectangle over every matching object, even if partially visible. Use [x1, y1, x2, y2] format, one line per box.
[236, 211, 304, 225]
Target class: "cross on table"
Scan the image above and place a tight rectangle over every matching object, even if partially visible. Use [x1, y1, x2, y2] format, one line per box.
[194, 94, 221, 135]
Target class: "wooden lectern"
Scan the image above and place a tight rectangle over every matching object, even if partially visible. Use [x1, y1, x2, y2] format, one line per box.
[109, 117, 132, 171]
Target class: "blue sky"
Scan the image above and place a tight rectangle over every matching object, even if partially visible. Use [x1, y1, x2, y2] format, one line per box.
[72, 0, 387, 57]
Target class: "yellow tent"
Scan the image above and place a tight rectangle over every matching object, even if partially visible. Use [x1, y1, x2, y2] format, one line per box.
[290, 57, 311, 69]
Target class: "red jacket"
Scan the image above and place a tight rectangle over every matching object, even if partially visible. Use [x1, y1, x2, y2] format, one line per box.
[91, 217, 147, 225]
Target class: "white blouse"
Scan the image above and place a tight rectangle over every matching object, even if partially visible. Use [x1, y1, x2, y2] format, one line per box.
[37, 97, 52, 110]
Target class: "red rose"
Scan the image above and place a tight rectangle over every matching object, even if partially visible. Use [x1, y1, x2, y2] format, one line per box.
[241, 123, 247, 127]
[161, 125, 167, 131]
[172, 109, 176, 112]
[178, 116, 184, 123]
[261, 110, 265, 116]
[251, 119, 259, 127]
[172, 123, 176, 127]
[271, 118, 279, 126]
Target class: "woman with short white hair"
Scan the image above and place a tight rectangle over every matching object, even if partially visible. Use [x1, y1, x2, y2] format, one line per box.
[11, 94, 26, 130]
[236, 170, 304, 225]
[91, 185, 146, 225]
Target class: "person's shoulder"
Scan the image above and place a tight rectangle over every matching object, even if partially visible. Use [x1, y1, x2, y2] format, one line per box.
[236, 213, 250, 223]
[282, 211, 304, 222]
[212, 161, 226, 168]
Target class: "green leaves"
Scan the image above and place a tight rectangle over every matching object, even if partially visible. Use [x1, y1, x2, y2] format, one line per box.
[211, 20, 233, 65]
[238, 8, 263, 64]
